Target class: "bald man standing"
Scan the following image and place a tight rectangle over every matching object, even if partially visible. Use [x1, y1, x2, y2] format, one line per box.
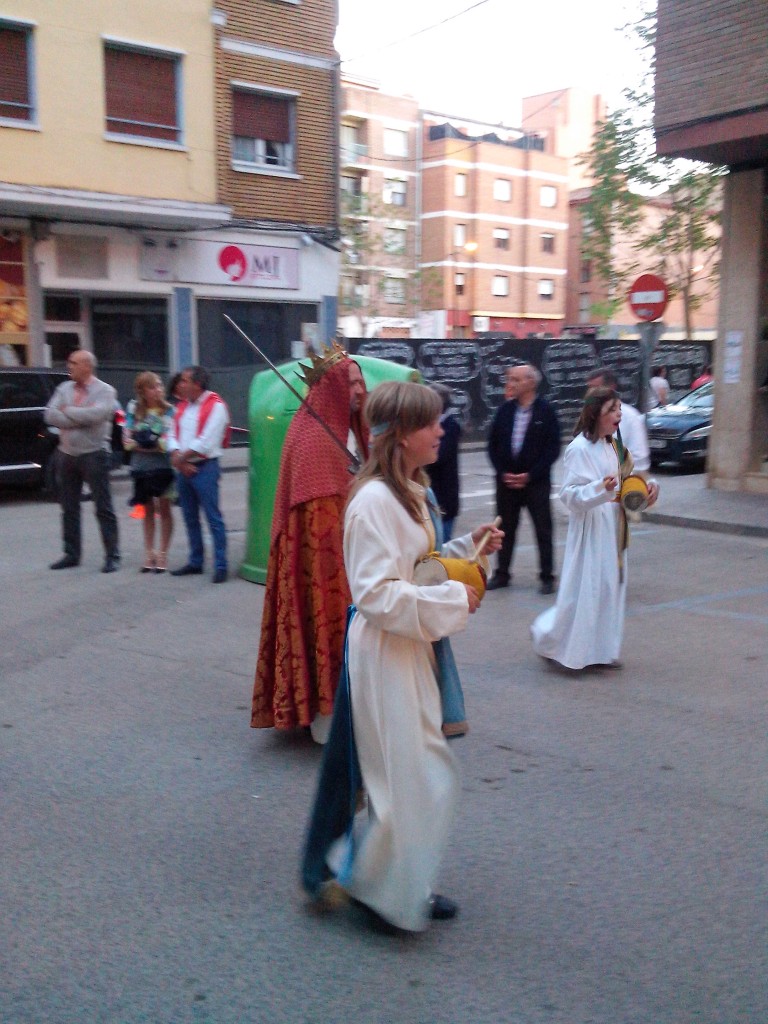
[44, 350, 120, 573]
[487, 363, 561, 595]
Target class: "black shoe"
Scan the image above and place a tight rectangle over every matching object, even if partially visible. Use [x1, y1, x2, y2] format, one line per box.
[486, 573, 510, 591]
[212, 569, 228, 584]
[428, 894, 458, 920]
[539, 579, 556, 595]
[50, 556, 79, 570]
[101, 557, 119, 573]
[170, 565, 203, 576]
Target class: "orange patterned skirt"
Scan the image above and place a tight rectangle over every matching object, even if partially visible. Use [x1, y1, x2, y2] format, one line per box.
[251, 496, 350, 730]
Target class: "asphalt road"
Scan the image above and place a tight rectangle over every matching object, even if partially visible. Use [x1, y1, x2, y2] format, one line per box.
[1, 456, 766, 1024]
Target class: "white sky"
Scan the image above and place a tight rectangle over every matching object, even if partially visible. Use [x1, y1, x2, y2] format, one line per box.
[336, 0, 649, 126]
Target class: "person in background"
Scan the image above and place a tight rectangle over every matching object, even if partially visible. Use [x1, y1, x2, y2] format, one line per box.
[304, 380, 501, 933]
[691, 364, 713, 390]
[425, 383, 461, 541]
[649, 365, 670, 408]
[167, 366, 231, 584]
[531, 387, 659, 671]
[487, 364, 561, 595]
[167, 372, 185, 407]
[586, 367, 651, 473]
[123, 372, 175, 573]
[251, 347, 368, 744]
[44, 350, 120, 573]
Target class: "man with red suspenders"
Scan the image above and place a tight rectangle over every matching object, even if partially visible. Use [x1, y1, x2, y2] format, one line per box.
[167, 365, 231, 583]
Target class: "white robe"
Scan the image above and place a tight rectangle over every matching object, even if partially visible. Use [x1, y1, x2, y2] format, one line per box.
[342, 479, 472, 931]
[531, 434, 626, 670]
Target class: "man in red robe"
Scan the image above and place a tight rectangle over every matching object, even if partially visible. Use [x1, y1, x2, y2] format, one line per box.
[251, 351, 368, 742]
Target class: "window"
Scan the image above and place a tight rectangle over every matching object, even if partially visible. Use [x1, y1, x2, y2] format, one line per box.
[104, 43, 182, 144]
[493, 179, 511, 202]
[454, 173, 467, 197]
[454, 273, 465, 296]
[454, 223, 466, 248]
[341, 174, 362, 197]
[493, 228, 509, 250]
[383, 227, 407, 255]
[0, 21, 34, 124]
[383, 127, 408, 157]
[540, 185, 557, 208]
[383, 178, 407, 206]
[383, 277, 406, 304]
[492, 276, 509, 297]
[538, 279, 554, 299]
[580, 260, 592, 283]
[578, 293, 591, 323]
[232, 88, 294, 171]
[341, 123, 365, 163]
[541, 233, 555, 254]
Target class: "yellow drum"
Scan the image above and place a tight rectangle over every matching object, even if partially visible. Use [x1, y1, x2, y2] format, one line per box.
[413, 553, 490, 600]
[620, 474, 650, 513]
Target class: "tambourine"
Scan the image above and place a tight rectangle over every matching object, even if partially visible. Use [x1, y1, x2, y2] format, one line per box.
[619, 474, 650, 513]
[413, 553, 490, 600]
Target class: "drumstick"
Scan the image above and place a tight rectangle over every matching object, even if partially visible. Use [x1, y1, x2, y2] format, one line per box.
[472, 516, 502, 562]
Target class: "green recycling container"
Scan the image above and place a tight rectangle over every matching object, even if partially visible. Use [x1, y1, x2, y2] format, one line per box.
[239, 355, 419, 583]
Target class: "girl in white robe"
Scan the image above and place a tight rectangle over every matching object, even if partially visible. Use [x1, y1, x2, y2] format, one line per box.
[531, 387, 657, 671]
[340, 381, 501, 932]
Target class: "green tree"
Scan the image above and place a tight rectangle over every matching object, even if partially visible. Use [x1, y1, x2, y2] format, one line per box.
[578, 2, 723, 333]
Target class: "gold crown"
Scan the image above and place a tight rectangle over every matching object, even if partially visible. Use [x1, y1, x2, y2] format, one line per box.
[296, 340, 349, 388]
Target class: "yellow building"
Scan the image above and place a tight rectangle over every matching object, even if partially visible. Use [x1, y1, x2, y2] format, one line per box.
[0, 0, 340, 427]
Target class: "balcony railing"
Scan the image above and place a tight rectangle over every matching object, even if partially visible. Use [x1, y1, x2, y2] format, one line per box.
[340, 143, 368, 165]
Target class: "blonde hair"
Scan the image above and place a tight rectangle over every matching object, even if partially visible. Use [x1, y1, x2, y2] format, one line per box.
[133, 371, 170, 421]
[348, 380, 442, 522]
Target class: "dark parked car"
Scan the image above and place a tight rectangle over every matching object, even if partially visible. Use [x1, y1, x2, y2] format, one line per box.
[0, 366, 124, 492]
[646, 380, 714, 468]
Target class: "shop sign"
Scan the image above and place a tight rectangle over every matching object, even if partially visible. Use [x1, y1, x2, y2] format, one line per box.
[177, 240, 299, 289]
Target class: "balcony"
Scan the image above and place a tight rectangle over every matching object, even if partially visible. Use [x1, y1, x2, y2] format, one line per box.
[340, 143, 368, 167]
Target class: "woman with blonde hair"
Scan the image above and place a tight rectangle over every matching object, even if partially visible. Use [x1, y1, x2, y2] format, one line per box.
[304, 380, 501, 933]
[123, 372, 175, 572]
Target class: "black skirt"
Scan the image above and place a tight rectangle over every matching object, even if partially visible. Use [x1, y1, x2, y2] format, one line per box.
[129, 467, 175, 506]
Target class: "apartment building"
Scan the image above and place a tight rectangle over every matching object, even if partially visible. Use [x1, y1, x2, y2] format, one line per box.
[420, 111, 569, 338]
[338, 76, 420, 339]
[338, 77, 572, 340]
[655, 0, 768, 493]
[0, 0, 339, 424]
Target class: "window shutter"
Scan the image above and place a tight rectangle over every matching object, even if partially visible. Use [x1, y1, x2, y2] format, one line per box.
[104, 46, 179, 141]
[0, 26, 30, 120]
[233, 91, 290, 143]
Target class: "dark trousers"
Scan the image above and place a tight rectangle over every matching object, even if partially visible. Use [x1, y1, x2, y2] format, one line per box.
[495, 477, 554, 582]
[57, 449, 119, 561]
[175, 459, 227, 572]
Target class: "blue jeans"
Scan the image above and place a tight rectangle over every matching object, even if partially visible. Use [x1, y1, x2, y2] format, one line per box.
[175, 459, 227, 572]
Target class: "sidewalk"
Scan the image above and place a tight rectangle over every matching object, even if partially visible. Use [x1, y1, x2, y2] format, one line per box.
[643, 470, 768, 538]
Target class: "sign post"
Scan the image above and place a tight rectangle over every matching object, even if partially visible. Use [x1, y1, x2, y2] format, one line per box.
[628, 274, 669, 412]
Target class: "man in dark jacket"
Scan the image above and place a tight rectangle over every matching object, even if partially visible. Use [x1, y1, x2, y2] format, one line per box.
[487, 363, 561, 594]
[426, 383, 461, 541]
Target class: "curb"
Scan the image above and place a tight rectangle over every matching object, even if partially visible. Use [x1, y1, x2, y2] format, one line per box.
[643, 511, 768, 539]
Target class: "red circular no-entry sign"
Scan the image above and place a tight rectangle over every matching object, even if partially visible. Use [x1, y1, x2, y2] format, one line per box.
[628, 274, 668, 322]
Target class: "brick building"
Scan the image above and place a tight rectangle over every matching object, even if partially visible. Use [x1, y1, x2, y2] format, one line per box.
[419, 112, 569, 338]
[655, 0, 768, 493]
[337, 76, 420, 339]
[0, 0, 339, 426]
[338, 77, 573, 340]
